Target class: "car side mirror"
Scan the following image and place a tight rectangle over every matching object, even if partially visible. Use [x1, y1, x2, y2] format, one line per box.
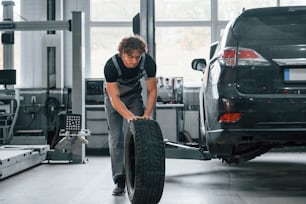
[191, 58, 206, 71]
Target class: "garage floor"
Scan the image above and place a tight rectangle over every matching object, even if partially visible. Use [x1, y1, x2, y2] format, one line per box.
[0, 152, 306, 204]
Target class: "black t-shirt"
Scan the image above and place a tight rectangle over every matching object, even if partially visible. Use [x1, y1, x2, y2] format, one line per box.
[104, 53, 156, 83]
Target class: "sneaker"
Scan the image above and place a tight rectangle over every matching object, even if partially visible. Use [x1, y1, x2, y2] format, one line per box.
[112, 182, 125, 196]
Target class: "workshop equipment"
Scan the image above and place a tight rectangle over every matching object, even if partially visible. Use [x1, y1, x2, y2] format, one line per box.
[0, 145, 49, 180]
[47, 114, 90, 163]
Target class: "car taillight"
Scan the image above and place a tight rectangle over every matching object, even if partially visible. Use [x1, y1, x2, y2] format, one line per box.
[220, 47, 270, 66]
[219, 113, 241, 123]
[221, 49, 236, 65]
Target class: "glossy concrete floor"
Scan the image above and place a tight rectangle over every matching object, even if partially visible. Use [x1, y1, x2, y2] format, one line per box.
[1, 152, 306, 204]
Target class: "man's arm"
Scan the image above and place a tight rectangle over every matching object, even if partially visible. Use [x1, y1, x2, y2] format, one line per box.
[143, 77, 157, 119]
[106, 82, 139, 122]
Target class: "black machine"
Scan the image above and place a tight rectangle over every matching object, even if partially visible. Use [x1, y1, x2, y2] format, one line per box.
[0, 69, 16, 87]
[85, 78, 104, 105]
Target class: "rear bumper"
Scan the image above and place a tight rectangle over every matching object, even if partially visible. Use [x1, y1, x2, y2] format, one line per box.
[206, 127, 306, 155]
[204, 83, 306, 155]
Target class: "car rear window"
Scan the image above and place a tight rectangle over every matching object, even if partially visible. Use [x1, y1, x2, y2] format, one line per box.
[233, 9, 306, 41]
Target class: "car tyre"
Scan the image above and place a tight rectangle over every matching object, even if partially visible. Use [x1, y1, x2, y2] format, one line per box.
[125, 119, 165, 204]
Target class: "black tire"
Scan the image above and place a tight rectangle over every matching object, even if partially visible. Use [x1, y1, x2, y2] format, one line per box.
[125, 119, 165, 204]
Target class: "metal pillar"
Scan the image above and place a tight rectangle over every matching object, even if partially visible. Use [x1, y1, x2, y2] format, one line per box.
[139, 0, 156, 118]
[71, 11, 85, 129]
[0, 21, 70, 31]
[140, 0, 156, 59]
[1, 0, 14, 74]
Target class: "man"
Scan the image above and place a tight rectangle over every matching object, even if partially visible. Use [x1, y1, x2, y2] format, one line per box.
[104, 35, 157, 196]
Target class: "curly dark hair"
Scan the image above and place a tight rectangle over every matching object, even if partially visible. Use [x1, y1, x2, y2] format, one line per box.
[118, 35, 148, 55]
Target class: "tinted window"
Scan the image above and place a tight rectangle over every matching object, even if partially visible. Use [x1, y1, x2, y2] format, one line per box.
[233, 9, 306, 41]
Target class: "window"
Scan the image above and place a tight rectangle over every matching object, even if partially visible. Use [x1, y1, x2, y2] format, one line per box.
[156, 0, 210, 20]
[90, 0, 139, 20]
[156, 27, 210, 83]
[155, 0, 211, 84]
[280, 0, 306, 6]
[218, 0, 277, 20]
[90, 27, 133, 77]
[90, 0, 139, 78]
[89, 0, 302, 85]
[90, 0, 211, 84]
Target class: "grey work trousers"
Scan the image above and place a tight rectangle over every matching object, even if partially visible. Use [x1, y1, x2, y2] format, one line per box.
[104, 92, 144, 183]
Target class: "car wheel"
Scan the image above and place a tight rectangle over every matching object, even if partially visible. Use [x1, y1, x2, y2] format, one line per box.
[125, 119, 165, 204]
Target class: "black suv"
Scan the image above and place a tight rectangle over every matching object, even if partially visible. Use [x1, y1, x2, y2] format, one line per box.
[192, 6, 306, 163]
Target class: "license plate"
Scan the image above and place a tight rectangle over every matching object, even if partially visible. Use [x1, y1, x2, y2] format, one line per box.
[284, 68, 306, 82]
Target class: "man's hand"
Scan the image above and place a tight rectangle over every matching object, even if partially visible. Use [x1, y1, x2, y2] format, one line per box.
[140, 114, 152, 120]
[127, 115, 142, 123]
[127, 115, 152, 123]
